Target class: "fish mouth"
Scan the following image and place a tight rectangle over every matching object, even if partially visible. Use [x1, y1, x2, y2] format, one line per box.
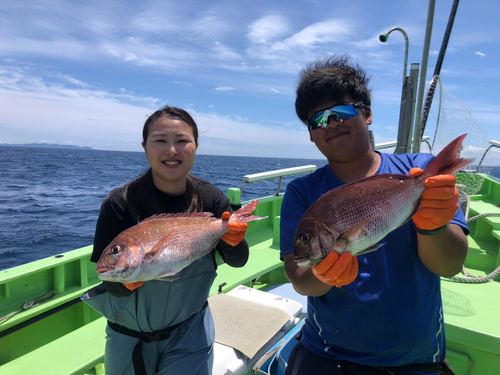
[96, 270, 113, 281]
[96, 265, 114, 274]
[297, 259, 312, 267]
[295, 256, 322, 267]
[294, 255, 317, 267]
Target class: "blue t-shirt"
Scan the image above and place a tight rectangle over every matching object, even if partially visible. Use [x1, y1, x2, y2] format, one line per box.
[280, 152, 468, 366]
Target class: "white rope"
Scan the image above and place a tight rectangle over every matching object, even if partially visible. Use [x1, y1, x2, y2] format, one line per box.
[448, 212, 500, 283]
[0, 290, 56, 324]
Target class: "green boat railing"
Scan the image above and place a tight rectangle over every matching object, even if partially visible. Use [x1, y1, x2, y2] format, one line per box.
[1, 166, 500, 375]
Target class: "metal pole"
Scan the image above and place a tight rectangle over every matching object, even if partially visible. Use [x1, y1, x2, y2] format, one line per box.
[413, 0, 436, 153]
[394, 63, 419, 154]
[380, 28, 413, 154]
[417, 0, 460, 145]
[379, 28, 409, 90]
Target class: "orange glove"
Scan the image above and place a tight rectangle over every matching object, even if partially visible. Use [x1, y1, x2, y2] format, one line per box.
[311, 252, 358, 287]
[410, 168, 459, 231]
[221, 211, 248, 247]
[123, 281, 145, 291]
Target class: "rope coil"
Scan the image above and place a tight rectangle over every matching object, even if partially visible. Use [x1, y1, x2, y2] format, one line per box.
[0, 290, 56, 324]
[448, 213, 500, 283]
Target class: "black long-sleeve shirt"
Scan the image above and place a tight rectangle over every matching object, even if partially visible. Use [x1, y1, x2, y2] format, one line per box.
[91, 179, 249, 296]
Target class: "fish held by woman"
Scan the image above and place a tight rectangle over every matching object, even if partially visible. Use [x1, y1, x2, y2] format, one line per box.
[293, 134, 474, 266]
[96, 200, 265, 282]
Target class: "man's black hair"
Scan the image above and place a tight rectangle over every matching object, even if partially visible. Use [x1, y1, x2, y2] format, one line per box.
[295, 55, 372, 123]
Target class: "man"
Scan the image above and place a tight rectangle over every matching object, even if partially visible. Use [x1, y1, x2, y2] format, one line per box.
[280, 55, 468, 375]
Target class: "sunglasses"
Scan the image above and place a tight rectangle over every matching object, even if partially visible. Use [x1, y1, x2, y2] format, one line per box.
[305, 102, 366, 130]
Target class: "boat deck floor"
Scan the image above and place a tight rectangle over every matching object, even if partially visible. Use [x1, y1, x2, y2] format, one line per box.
[442, 277, 500, 353]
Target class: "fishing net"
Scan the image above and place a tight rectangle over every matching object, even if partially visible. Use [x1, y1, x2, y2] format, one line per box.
[420, 77, 492, 200]
[420, 78, 500, 283]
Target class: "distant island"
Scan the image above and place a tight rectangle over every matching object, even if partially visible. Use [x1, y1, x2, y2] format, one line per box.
[0, 143, 93, 150]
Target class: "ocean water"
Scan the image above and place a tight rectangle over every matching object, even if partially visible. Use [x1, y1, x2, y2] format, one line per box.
[0, 146, 325, 270]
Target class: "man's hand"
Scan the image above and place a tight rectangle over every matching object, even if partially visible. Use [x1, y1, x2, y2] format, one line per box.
[410, 168, 459, 231]
[311, 252, 358, 287]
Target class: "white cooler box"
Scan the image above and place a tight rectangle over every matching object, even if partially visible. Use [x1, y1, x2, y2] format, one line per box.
[210, 285, 303, 375]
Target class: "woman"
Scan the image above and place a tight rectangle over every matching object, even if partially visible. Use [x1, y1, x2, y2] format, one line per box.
[82, 106, 249, 375]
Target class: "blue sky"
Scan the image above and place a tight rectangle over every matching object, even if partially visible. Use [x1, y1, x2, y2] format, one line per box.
[1, 0, 500, 163]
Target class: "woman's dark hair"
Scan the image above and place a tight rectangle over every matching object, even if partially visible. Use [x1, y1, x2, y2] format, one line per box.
[295, 55, 372, 123]
[105, 106, 204, 221]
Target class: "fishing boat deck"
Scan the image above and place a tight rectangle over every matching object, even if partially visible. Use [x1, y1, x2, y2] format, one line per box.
[442, 279, 500, 374]
[0, 195, 287, 375]
[440, 174, 500, 374]
[2, 176, 500, 375]
[0, 318, 106, 375]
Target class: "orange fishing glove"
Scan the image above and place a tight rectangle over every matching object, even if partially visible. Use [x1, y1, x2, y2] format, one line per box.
[221, 211, 248, 247]
[123, 281, 145, 291]
[311, 252, 358, 287]
[410, 167, 459, 232]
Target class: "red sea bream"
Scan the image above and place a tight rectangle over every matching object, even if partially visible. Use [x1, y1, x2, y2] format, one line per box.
[293, 134, 473, 266]
[96, 200, 264, 282]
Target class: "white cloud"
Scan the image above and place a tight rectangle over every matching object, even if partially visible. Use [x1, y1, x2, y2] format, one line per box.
[475, 51, 486, 57]
[212, 41, 241, 61]
[192, 14, 232, 39]
[245, 18, 356, 73]
[215, 86, 235, 91]
[174, 81, 192, 87]
[278, 20, 353, 50]
[192, 110, 323, 158]
[57, 74, 89, 87]
[247, 15, 290, 44]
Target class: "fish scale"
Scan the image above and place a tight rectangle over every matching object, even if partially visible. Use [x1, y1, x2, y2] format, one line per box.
[293, 134, 474, 266]
[96, 200, 265, 282]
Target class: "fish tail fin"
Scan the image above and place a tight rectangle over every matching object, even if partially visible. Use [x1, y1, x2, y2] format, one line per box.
[423, 134, 475, 177]
[229, 199, 266, 224]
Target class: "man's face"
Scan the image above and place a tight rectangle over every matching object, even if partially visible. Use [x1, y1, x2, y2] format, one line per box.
[307, 95, 372, 163]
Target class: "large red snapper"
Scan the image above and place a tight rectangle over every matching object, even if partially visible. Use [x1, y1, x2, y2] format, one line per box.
[293, 134, 473, 267]
[96, 200, 264, 282]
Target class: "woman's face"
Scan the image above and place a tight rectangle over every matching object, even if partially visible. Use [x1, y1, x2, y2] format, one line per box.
[142, 117, 198, 194]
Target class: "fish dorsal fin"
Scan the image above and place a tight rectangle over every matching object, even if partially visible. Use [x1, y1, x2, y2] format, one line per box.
[141, 212, 215, 223]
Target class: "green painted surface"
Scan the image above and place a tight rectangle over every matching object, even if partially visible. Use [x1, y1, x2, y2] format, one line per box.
[1, 176, 500, 374]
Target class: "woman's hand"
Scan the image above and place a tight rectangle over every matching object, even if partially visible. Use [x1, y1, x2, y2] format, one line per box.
[123, 281, 144, 291]
[221, 212, 248, 247]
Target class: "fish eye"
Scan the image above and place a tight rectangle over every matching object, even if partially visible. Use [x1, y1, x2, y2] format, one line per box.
[111, 245, 121, 254]
[300, 233, 311, 243]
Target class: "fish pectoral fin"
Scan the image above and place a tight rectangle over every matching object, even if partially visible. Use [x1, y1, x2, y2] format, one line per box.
[355, 243, 385, 256]
[156, 269, 181, 282]
[342, 214, 380, 242]
[143, 235, 175, 261]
